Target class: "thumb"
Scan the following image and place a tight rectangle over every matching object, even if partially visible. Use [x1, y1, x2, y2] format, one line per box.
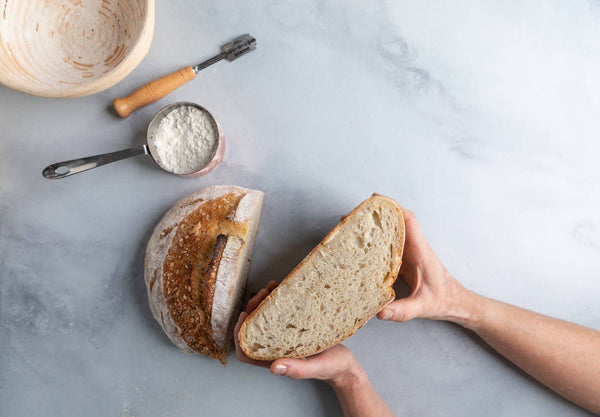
[377, 297, 423, 322]
[270, 358, 321, 380]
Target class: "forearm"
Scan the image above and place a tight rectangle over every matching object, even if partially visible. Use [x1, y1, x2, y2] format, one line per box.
[329, 364, 395, 417]
[453, 290, 600, 414]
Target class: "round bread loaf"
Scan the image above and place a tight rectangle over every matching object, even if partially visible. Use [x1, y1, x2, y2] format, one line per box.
[145, 185, 263, 363]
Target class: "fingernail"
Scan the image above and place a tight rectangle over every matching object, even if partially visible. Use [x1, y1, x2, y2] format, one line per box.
[273, 364, 287, 375]
[381, 310, 392, 320]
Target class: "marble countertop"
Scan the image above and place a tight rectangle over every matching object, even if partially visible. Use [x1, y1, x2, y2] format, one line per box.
[1, 1, 599, 416]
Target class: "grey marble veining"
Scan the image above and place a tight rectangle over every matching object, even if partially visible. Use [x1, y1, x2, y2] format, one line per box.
[1, 1, 599, 416]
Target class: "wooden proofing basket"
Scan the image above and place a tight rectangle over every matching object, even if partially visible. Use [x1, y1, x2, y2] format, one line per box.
[0, 0, 154, 98]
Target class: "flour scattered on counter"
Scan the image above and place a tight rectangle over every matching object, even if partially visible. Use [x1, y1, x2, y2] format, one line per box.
[152, 105, 218, 174]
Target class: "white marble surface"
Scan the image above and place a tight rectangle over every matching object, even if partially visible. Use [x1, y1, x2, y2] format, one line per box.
[1, 1, 599, 416]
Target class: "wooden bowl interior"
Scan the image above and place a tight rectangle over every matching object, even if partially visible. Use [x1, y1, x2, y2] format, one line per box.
[0, 0, 152, 97]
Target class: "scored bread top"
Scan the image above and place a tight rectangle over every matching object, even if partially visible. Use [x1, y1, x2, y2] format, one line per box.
[162, 193, 246, 355]
[145, 185, 263, 363]
[239, 196, 405, 360]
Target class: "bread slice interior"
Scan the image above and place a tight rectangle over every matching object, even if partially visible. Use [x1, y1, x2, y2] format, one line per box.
[239, 196, 405, 360]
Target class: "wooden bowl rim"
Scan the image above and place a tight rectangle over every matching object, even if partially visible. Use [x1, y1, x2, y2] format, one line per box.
[0, 0, 155, 98]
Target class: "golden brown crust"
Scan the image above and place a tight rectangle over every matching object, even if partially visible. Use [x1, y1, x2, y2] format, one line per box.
[163, 193, 244, 360]
[239, 196, 405, 359]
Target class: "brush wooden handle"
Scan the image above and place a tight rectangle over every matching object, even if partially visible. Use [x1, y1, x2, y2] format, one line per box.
[113, 66, 196, 118]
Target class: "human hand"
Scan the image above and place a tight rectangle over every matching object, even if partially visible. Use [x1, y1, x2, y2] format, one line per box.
[234, 282, 362, 386]
[370, 194, 470, 324]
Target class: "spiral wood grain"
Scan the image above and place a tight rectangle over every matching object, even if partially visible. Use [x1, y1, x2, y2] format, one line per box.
[0, 0, 154, 98]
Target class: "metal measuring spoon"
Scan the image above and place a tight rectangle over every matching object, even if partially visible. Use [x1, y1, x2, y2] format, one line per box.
[42, 102, 225, 179]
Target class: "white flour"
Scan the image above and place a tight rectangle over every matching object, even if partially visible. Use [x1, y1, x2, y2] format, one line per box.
[152, 105, 218, 174]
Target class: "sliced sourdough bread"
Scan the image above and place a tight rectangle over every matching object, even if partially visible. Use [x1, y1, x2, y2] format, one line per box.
[145, 185, 263, 364]
[238, 195, 405, 360]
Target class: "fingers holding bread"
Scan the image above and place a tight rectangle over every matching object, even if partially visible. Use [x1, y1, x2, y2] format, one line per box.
[269, 345, 356, 381]
[377, 297, 424, 322]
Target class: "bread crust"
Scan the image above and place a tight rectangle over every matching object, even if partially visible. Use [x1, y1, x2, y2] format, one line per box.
[145, 185, 263, 363]
[239, 196, 405, 360]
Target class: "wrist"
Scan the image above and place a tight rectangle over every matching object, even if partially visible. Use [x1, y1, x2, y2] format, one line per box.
[443, 284, 485, 329]
[327, 360, 368, 392]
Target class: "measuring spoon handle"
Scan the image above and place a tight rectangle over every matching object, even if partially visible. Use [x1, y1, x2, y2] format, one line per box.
[43, 145, 149, 179]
